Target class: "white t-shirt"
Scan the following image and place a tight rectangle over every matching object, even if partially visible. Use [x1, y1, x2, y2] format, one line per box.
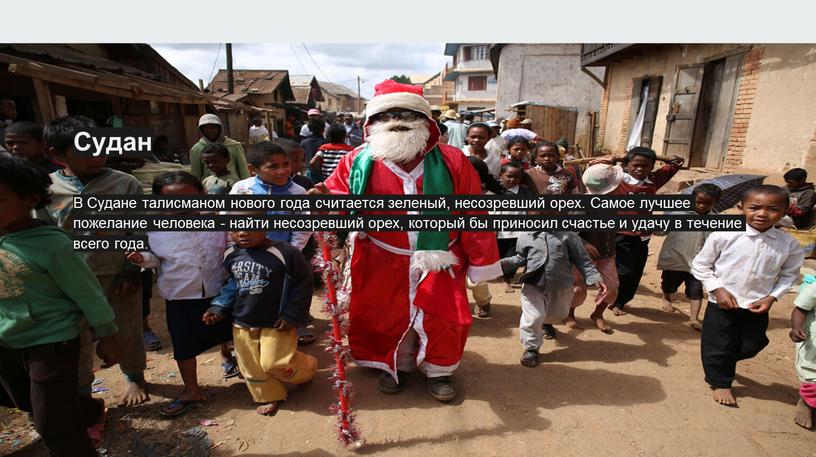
[463, 145, 501, 178]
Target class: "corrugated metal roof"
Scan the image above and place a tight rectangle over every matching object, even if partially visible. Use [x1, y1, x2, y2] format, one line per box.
[289, 74, 316, 87]
[208, 69, 294, 102]
[0, 44, 157, 79]
[318, 81, 359, 98]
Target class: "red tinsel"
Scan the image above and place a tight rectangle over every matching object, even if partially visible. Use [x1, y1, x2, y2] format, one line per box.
[314, 232, 361, 447]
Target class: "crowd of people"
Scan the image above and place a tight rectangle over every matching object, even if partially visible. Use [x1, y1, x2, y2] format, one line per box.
[0, 80, 815, 456]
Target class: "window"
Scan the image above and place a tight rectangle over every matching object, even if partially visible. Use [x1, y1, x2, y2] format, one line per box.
[470, 45, 487, 61]
[462, 45, 487, 62]
[468, 76, 487, 91]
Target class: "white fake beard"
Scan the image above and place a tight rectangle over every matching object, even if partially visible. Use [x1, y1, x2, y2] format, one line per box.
[366, 118, 430, 163]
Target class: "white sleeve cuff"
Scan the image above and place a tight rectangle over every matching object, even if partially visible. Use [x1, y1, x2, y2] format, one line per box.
[702, 277, 723, 293]
[468, 261, 502, 283]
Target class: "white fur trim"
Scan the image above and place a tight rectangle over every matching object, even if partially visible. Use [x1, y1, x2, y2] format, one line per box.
[366, 92, 431, 119]
[410, 250, 459, 273]
[467, 261, 503, 283]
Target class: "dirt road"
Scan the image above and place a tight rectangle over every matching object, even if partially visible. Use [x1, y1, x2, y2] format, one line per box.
[3, 236, 814, 456]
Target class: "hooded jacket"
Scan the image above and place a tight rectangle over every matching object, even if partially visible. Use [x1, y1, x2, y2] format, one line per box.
[0, 224, 118, 348]
[189, 114, 250, 181]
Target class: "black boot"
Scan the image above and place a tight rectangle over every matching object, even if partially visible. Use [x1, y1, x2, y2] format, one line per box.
[427, 376, 457, 402]
[378, 371, 409, 394]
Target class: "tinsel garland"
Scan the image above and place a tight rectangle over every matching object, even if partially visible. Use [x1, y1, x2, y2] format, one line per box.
[314, 232, 362, 448]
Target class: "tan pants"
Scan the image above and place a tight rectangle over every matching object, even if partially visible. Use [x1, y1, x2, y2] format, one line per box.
[467, 278, 492, 307]
[78, 274, 145, 391]
[232, 326, 317, 403]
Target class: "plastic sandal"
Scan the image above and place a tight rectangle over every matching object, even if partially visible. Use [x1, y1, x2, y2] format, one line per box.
[86, 407, 107, 448]
[221, 360, 241, 379]
[297, 326, 316, 345]
[159, 399, 201, 417]
[143, 330, 163, 351]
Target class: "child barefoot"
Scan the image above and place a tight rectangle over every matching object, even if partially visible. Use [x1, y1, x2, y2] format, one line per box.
[204, 229, 317, 416]
[127, 171, 237, 417]
[692, 185, 804, 406]
[0, 157, 120, 456]
[657, 183, 721, 330]
[790, 274, 816, 429]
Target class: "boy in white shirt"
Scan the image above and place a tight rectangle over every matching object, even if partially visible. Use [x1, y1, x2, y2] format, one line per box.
[692, 185, 804, 407]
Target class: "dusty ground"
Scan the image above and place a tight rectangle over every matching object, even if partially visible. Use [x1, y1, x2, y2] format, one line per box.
[3, 235, 815, 457]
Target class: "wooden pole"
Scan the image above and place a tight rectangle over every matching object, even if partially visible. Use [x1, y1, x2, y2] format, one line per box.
[226, 43, 234, 94]
[31, 78, 55, 123]
[357, 76, 361, 114]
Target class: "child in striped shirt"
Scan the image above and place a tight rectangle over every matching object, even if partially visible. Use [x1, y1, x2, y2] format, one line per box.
[309, 123, 353, 182]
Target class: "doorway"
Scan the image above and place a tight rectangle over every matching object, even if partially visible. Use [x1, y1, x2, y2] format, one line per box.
[662, 53, 744, 170]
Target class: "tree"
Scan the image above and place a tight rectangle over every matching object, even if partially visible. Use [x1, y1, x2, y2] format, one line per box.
[390, 75, 412, 84]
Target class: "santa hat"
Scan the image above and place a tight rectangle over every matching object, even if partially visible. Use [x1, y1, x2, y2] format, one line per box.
[365, 80, 432, 120]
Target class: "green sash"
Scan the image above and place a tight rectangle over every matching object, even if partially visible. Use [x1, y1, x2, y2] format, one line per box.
[349, 145, 452, 251]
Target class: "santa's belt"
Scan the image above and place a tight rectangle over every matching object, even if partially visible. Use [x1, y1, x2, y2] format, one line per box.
[359, 232, 457, 257]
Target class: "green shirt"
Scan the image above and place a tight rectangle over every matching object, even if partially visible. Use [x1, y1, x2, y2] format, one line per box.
[795, 282, 816, 382]
[0, 224, 118, 348]
[189, 137, 250, 181]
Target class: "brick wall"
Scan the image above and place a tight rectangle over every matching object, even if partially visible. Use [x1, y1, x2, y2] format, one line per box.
[616, 78, 635, 153]
[596, 67, 611, 153]
[723, 46, 764, 172]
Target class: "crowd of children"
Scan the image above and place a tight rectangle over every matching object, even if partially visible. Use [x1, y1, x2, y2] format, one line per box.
[0, 112, 814, 456]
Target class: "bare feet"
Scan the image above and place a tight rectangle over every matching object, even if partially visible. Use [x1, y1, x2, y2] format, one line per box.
[794, 398, 813, 429]
[118, 378, 149, 407]
[563, 317, 584, 330]
[610, 306, 627, 316]
[713, 388, 737, 407]
[257, 402, 280, 416]
[685, 320, 702, 332]
[661, 302, 675, 313]
[590, 313, 613, 334]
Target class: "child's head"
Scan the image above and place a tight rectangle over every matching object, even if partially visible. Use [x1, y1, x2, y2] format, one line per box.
[308, 119, 325, 137]
[691, 183, 721, 215]
[467, 156, 492, 193]
[247, 141, 290, 186]
[327, 123, 347, 144]
[533, 141, 560, 169]
[783, 168, 808, 188]
[466, 123, 491, 151]
[201, 143, 230, 175]
[230, 227, 270, 249]
[151, 170, 204, 196]
[738, 185, 789, 232]
[506, 136, 531, 162]
[43, 116, 106, 178]
[499, 161, 524, 189]
[0, 157, 52, 232]
[4, 121, 49, 164]
[274, 138, 305, 175]
[622, 147, 657, 181]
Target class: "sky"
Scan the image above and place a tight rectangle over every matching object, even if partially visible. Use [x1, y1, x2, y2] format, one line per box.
[152, 44, 452, 99]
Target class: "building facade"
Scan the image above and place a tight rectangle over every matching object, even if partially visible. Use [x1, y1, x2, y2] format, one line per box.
[584, 44, 816, 173]
[443, 44, 497, 113]
[493, 44, 604, 150]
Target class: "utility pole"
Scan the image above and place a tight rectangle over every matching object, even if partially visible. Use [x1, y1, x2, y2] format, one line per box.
[357, 75, 362, 114]
[226, 43, 234, 94]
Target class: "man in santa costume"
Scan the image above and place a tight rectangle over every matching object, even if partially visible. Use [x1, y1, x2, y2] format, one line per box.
[312, 80, 501, 401]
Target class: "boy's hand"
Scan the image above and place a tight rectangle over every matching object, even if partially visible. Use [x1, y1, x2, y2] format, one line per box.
[712, 288, 739, 310]
[748, 296, 775, 314]
[273, 319, 295, 331]
[790, 328, 807, 343]
[125, 251, 144, 264]
[115, 270, 140, 296]
[594, 281, 608, 297]
[667, 155, 685, 166]
[96, 335, 122, 368]
[307, 183, 331, 195]
[202, 311, 223, 326]
[583, 243, 600, 259]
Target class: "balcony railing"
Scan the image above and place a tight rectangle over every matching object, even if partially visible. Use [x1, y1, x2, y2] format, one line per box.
[581, 44, 633, 66]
